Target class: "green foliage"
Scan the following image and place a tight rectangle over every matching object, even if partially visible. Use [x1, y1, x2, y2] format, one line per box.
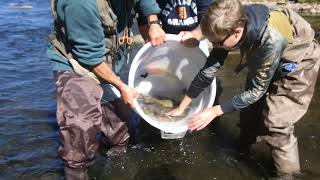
[299, 0, 320, 3]
[304, 16, 320, 32]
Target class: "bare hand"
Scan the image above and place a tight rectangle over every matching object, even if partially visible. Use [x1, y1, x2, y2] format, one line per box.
[188, 105, 224, 131]
[120, 86, 139, 108]
[165, 107, 184, 117]
[178, 31, 199, 47]
[148, 24, 166, 46]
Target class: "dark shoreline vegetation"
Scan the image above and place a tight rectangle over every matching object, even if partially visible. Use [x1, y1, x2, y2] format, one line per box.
[244, 0, 320, 16]
[247, 0, 320, 3]
[0, 1, 319, 179]
[304, 16, 320, 31]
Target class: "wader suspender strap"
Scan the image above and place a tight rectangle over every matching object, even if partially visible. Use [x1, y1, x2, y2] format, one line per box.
[49, 33, 72, 60]
[49, 0, 74, 60]
[97, 0, 118, 30]
[97, 0, 118, 70]
[50, 0, 57, 22]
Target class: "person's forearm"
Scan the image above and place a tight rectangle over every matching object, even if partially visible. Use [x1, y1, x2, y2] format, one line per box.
[93, 62, 127, 91]
[147, 14, 162, 29]
[138, 24, 149, 42]
[213, 105, 224, 117]
[179, 95, 193, 110]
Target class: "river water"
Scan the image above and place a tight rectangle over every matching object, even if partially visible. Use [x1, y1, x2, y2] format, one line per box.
[0, 0, 319, 179]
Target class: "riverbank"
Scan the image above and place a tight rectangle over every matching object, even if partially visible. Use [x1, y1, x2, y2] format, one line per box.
[243, 0, 320, 15]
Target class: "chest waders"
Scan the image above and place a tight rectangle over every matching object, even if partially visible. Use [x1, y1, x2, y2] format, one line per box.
[50, 1, 139, 173]
[239, 8, 320, 175]
[49, 0, 135, 84]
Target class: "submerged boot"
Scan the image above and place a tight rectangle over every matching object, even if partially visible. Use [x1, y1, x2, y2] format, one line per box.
[64, 166, 89, 180]
[100, 101, 130, 156]
[106, 138, 129, 156]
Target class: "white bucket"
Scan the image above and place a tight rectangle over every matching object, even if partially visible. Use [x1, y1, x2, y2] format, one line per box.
[129, 34, 216, 138]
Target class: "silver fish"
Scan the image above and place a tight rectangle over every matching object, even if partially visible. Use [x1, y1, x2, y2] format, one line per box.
[137, 95, 190, 122]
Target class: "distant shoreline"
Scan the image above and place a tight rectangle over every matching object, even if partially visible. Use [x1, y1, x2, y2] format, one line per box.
[243, 0, 320, 15]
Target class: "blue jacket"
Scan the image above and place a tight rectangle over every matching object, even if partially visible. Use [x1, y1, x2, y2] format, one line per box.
[47, 0, 161, 72]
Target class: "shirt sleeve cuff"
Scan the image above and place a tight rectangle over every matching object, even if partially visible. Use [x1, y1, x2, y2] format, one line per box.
[139, 1, 161, 17]
[186, 86, 203, 99]
[78, 56, 104, 67]
[220, 99, 237, 113]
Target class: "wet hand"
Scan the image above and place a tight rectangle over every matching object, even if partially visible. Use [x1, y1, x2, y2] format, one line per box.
[188, 105, 224, 131]
[165, 107, 185, 117]
[178, 31, 199, 47]
[120, 86, 139, 108]
[148, 24, 166, 46]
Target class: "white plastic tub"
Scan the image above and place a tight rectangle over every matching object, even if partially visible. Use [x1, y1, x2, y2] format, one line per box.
[129, 34, 216, 137]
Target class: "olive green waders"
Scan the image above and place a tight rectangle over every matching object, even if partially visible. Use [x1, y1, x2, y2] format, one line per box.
[240, 39, 320, 175]
[240, 8, 320, 175]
